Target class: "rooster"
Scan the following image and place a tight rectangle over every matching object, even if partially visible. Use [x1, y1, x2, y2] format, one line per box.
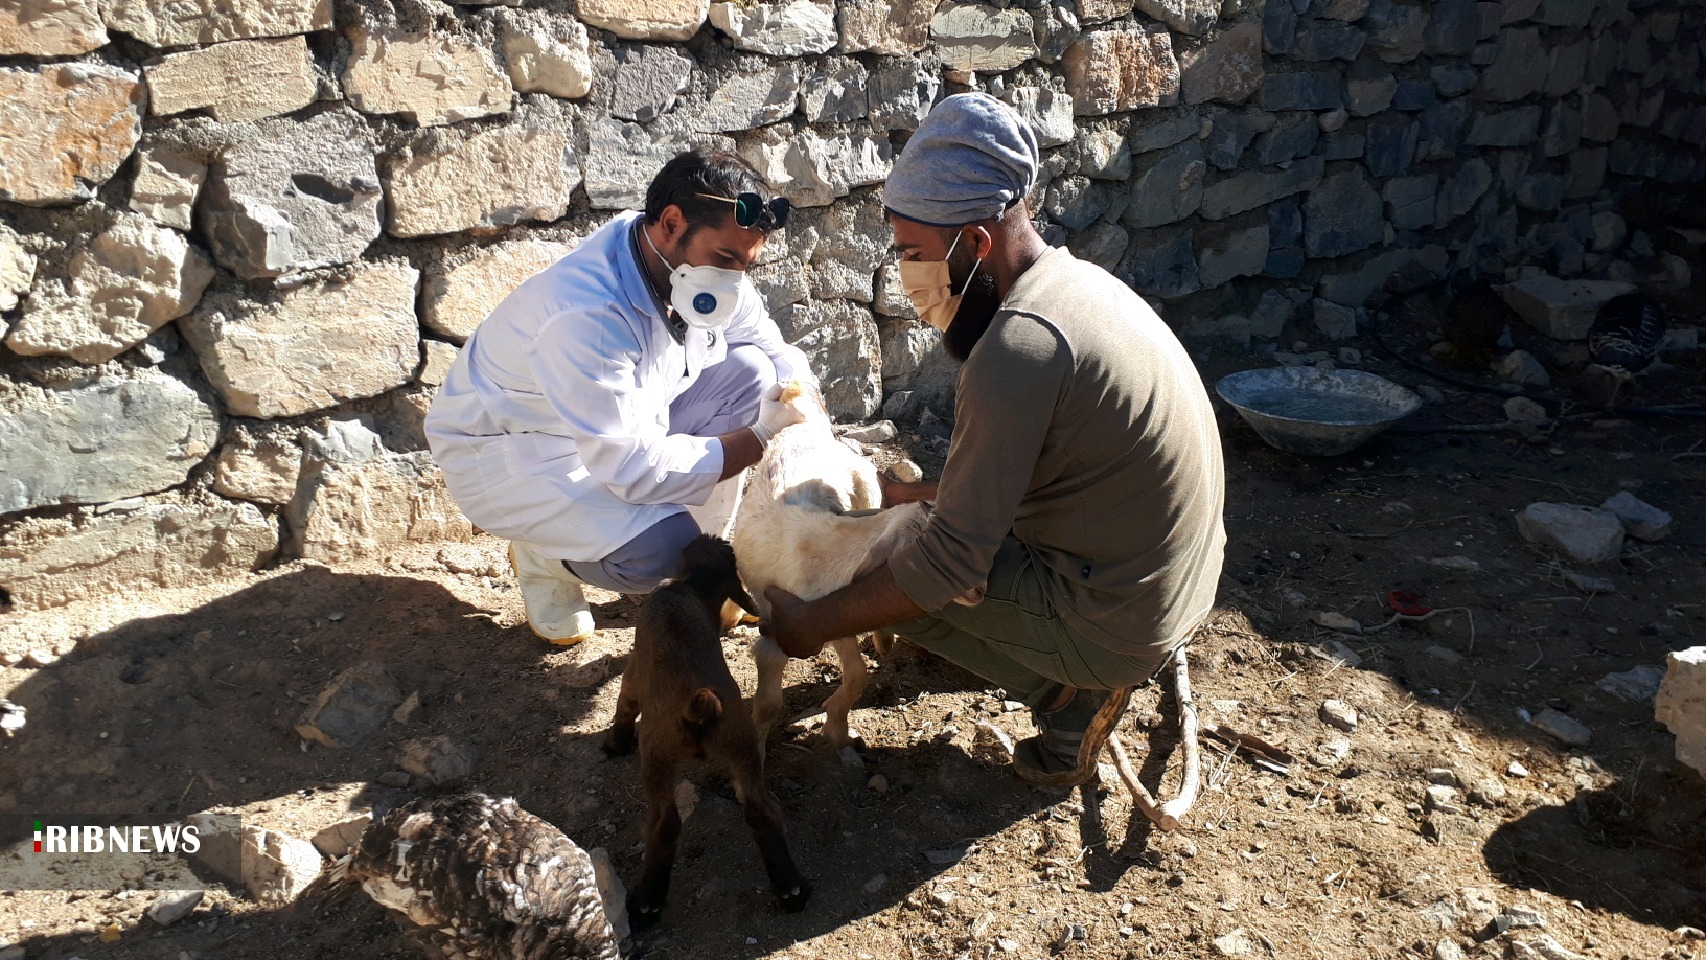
[1587, 293, 1666, 406]
[313, 794, 621, 960]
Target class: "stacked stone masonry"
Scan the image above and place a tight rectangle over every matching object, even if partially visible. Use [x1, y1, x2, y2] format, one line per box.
[1, 0, 1702, 609]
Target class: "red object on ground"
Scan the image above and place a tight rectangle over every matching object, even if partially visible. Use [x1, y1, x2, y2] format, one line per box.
[1385, 590, 1432, 617]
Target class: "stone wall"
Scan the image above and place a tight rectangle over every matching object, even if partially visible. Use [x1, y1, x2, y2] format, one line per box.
[1, 0, 1702, 610]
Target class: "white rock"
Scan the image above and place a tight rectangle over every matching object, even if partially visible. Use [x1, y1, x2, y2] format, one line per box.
[421, 240, 578, 342]
[1507, 761, 1528, 778]
[213, 431, 302, 506]
[578, 0, 710, 40]
[0, 227, 38, 312]
[1503, 396, 1548, 422]
[145, 35, 317, 122]
[0, 64, 144, 206]
[128, 147, 206, 231]
[181, 263, 421, 418]
[1498, 276, 1638, 341]
[0, 0, 108, 55]
[238, 826, 321, 903]
[840, 420, 897, 443]
[498, 10, 592, 99]
[420, 340, 458, 388]
[889, 459, 923, 483]
[145, 889, 202, 926]
[971, 720, 1015, 764]
[1320, 699, 1359, 732]
[1504, 905, 1546, 929]
[1600, 491, 1671, 542]
[1655, 646, 1706, 777]
[1597, 664, 1665, 704]
[386, 126, 580, 237]
[103, 0, 333, 46]
[343, 16, 513, 127]
[8, 211, 213, 364]
[1529, 708, 1591, 747]
[310, 814, 371, 858]
[288, 452, 472, 563]
[1003, 87, 1076, 148]
[1510, 935, 1586, 960]
[931, 2, 1039, 74]
[1212, 928, 1254, 956]
[710, 0, 837, 55]
[1515, 502, 1624, 564]
[1433, 940, 1465, 960]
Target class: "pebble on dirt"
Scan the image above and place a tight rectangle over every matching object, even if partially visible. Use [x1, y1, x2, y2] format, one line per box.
[295, 660, 403, 748]
[1319, 699, 1359, 732]
[1530, 708, 1592, 747]
[1600, 491, 1673, 542]
[146, 889, 202, 926]
[311, 813, 373, 858]
[1212, 928, 1255, 956]
[1515, 502, 1625, 565]
[1655, 646, 1706, 777]
[971, 720, 1016, 764]
[1597, 664, 1666, 704]
[889, 459, 924, 483]
[1503, 396, 1548, 422]
[397, 734, 480, 787]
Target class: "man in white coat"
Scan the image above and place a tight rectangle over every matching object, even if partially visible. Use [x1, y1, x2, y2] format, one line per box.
[425, 150, 813, 644]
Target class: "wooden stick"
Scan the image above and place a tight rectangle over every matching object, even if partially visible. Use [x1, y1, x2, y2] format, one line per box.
[1015, 686, 1134, 789]
[1157, 650, 1201, 826]
[1105, 732, 1178, 831]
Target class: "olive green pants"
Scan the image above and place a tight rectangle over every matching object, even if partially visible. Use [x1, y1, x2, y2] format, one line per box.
[890, 538, 1165, 708]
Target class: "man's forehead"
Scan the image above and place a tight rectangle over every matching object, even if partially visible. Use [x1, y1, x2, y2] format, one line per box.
[889, 218, 945, 249]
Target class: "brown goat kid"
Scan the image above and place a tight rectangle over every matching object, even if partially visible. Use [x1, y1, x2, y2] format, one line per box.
[602, 535, 811, 926]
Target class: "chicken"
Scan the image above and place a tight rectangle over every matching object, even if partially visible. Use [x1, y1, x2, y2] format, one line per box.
[1439, 279, 1517, 371]
[1587, 293, 1666, 405]
[315, 794, 621, 960]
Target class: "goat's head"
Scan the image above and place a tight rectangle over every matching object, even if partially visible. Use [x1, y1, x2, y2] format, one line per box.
[774, 379, 831, 427]
[678, 534, 761, 617]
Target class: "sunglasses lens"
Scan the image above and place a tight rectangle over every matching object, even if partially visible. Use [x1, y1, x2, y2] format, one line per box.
[769, 197, 790, 229]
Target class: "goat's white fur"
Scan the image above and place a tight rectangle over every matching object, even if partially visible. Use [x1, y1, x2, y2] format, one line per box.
[732, 381, 924, 748]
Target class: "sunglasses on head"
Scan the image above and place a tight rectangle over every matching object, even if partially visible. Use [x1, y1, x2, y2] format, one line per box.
[696, 191, 790, 230]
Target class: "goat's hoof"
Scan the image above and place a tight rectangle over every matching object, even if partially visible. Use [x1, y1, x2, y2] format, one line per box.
[776, 880, 812, 913]
[601, 730, 636, 758]
[627, 893, 665, 928]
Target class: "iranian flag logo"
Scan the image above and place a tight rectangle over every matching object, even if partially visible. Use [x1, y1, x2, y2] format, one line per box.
[33, 820, 43, 853]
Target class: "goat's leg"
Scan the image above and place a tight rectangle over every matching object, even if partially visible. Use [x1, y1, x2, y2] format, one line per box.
[628, 750, 681, 928]
[752, 636, 789, 750]
[601, 669, 641, 757]
[821, 635, 868, 749]
[731, 758, 812, 912]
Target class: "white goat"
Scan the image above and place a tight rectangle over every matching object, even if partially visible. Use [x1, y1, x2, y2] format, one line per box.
[732, 381, 925, 749]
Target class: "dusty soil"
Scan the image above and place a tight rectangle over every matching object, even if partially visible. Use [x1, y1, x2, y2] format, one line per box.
[2, 340, 1705, 960]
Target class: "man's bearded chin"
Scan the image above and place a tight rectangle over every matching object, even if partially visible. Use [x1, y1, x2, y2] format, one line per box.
[942, 266, 1001, 363]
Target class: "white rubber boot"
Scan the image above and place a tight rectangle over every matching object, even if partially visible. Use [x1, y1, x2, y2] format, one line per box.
[685, 473, 745, 541]
[508, 541, 595, 644]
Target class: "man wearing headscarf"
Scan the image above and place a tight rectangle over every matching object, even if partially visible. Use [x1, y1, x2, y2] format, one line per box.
[761, 93, 1228, 780]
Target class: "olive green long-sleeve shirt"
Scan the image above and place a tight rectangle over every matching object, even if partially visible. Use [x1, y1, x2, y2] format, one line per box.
[886, 246, 1226, 670]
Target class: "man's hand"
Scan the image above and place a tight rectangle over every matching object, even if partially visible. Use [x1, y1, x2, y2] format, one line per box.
[759, 586, 827, 659]
[880, 475, 940, 507]
[755, 382, 808, 439]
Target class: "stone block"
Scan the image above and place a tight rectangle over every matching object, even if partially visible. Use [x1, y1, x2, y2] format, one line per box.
[1392, 79, 1434, 111]
[0, 496, 276, 611]
[1655, 647, 1706, 778]
[1253, 113, 1317, 165]
[1383, 174, 1436, 231]
[422, 239, 576, 342]
[498, 9, 593, 100]
[1179, 20, 1262, 106]
[1363, 115, 1417, 178]
[213, 431, 303, 506]
[1003, 87, 1075, 148]
[1316, 244, 1446, 304]
[1319, 130, 1364, 160]
[103, 0, 332, 46]
[1200, 155, 1323, 220]
[932, 3, 1038, 74]
[1497, 275, 1637, 341]
[1320, 0, 1367, 20]
[1120, 227, 1199, 298]
[289, 451, 472, 562]
[1044, 176, 1117, 232]
[1067, 222, 1130, 271]
[146, 35, 316, 122]
[1129, 110, 1201, 153]
[1346, 73, 1397, 117]
[1076, 126, 1131, 180]
[1544, 39, 1588, 98]
[1536, 0, 1590, 27]
[0, 64, 143, 206]
[128, 146, 205, 231]
[1364, 0, 1429, 63]
[710, 0, 837, 54]
[1516, 174, 1563, 213]
[1543, 102, 1581, 158]
[1432, 157, 1492, 226]
[739, 128, 891, 208]
[1196, 223, 1269, 288]
[867, 60, 940, 132]
[0, 228, 36, 313]
[181, 263, 422, 418]
[836, 0, 932, 55]
[1601, 491, 1671, 542]
[1134, 0, 1218, 36]
[801, 58, 869, 123]
[609, 45, 693, 122]
[1478, 27, 1544, 102]
[8, 211, 212, 364]
[295, 662, 402, 748]
[1262, 0, 1295, 54]
[1259, 71, 1343, 111]
[778, 300, 882, 420]
[1416, 97, 1471, 160]
[1423, 0, 1477, 56]
[1313, 298, 1360, 339]
[1123, 141, 1204, 228]
[198, 111, 382, 279]
[1303, 166, 1384, 258]
[1515, 502, 1624, 564]
[687, 63, 801, 132]
[0, 370, 220, 518]
[1582, 94, 1618, 143]
[1564, 147, 1606, 200]
[1063, 26, 1179, 114]
[1466, 107, 1541, 147]
[1291, 23, 1365, 61]
[1430, 62, 1476, 97]
[585, 118, 730, 211]
[344, 16, 512, 127]
[385, 125, 580, 237]
[0, 0, 107, 55]
[578, 0, 709, 40]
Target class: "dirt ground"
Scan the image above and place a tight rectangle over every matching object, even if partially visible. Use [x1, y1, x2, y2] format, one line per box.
[2, 333, 1705, 960]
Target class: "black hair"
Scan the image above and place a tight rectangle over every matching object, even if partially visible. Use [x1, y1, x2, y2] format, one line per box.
[643, 149, 777, 235]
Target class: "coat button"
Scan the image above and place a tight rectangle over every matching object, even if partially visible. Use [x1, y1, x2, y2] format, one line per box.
[1081, 564, 1092, 578]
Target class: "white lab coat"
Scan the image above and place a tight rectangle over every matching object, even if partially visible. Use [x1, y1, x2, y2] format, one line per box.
[424, 212, 811, 562]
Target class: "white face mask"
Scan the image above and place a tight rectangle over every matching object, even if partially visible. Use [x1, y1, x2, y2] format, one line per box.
[645, 227, 751, 330]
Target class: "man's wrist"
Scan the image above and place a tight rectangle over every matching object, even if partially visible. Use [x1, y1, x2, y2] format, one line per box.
[750, 421, 774, 448]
